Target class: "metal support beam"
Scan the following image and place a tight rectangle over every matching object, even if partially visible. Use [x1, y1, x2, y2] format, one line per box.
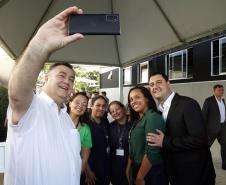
[111, 0, 121, 66]
[25, 0, 55, 51]
[119, 67, 123, 102]
[153, 0, 185, 43]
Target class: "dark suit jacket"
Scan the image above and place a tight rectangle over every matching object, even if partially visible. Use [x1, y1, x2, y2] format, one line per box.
[162, 93, 215, 185]
[202, 95, 226, 135]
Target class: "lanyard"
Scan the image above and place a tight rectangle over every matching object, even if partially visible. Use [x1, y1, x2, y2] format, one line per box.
[100, 123, 110, 155]
[117, 124, 127, 148]
[100, 122, 109, 144]
[91, 117, 110, 155]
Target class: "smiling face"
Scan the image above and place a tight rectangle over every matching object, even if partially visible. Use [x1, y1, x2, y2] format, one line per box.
[43, 65, 75, 106]
[69, 94, 88, 117]
[149, 74, 171, 104]
[109, 103, 126, 122]
[129, 89, 149, 115]
[91, 97, 107, 120]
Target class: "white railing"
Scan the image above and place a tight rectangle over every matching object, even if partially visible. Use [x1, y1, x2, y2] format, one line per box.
[0, 142, 5, 173]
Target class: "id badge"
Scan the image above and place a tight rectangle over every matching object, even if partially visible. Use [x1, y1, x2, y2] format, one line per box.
[116, 149, 124, 156]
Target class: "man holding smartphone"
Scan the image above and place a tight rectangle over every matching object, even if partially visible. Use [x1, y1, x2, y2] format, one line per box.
[5, 6, 84, 185]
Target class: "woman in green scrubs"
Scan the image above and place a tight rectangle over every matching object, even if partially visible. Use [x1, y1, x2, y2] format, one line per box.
[126, 86, 167, 185]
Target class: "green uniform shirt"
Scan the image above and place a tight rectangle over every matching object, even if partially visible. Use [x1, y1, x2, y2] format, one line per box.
[129, 109, 165, 165]
[79, 123, 92, 148]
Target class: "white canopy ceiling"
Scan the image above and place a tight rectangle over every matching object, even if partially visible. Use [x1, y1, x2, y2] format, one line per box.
[1, 0, 226, 67]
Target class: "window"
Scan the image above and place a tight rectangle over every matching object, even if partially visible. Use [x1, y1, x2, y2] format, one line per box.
[166, 48, 193, 80]
[138, 61, 149, 83]
[211, 37, 226, 75]
[123, 66, 132, 85]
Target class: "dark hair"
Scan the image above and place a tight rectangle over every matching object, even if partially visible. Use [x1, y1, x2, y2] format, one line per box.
[213, 84, 224, 90]
[128, 86, 158, 122]
[149, 72, 169, 82]
[48, 62, 74, 73]
[108, 100, 126, 113]
[91, 95, 107, 106]
[101, 91, 107, 96]
[67, 92, 89, 124]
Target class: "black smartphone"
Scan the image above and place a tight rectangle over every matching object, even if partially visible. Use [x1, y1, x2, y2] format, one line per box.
[69, 14, 120, 35]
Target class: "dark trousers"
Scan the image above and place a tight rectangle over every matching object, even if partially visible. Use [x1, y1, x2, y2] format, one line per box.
[209, 123, 226, 169]
[80, 171, 110, 185]
[80, 173, 86, 185]
[132, 163, 168, 185]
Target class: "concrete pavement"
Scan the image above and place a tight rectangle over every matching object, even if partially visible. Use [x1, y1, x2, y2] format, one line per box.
[210, 141, 226, 185]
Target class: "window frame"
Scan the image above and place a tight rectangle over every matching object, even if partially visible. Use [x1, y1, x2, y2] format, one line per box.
[138, 61, 149, 84]
[165, 49, 192, 80]
[211, 36, 226, 76]
[123, 66, 132, 85]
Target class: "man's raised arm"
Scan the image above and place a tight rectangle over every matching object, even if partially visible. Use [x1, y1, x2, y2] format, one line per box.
[8, 6, 84, 123]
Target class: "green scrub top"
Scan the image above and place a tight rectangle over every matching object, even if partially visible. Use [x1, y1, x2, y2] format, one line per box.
[79, 123, 92, 148]
[129, 109, 165, 165]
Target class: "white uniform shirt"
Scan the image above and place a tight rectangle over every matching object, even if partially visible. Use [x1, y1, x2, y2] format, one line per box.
[215, 96, 226, 123]
[5, 92, 81, 185]
[158, 92, 175, 121]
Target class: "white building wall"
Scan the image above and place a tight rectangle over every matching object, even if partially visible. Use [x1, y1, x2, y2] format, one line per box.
[171, 80, 226, 106]
[101, 80, 226, 108]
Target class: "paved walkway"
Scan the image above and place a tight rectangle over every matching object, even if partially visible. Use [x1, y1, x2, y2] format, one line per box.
[0, 141, 225, 185]
[210, 141, 226, 185]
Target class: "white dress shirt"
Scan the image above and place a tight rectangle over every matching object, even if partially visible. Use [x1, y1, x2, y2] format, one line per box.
[158, 92, 175, 121]
[5, 92, 81, 185]
[215, 96, 226, 123]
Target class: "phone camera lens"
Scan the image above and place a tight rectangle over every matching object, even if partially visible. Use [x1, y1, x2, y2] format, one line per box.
[106, 15, 118, 22]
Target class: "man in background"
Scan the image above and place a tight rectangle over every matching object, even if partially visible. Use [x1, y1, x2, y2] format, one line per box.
[202, 84, 226, 170]
[101, 91, 109, 105]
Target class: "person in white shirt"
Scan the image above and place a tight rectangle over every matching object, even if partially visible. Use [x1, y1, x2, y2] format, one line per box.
[5, 6, 84, 185]
[202, 84, 226, 170]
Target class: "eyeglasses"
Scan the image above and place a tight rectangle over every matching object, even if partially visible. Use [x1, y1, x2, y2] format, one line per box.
[73, 101, 87, 108]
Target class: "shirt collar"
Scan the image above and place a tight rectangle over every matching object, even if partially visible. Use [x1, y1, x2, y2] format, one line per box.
[214, 96, 223, 103]
[38, 91, 67, 113]
[158, 92, 175, 111]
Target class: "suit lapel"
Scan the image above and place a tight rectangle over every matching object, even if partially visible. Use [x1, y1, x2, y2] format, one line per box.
[166, 93, 180, 123]
[212, 96, 218, 107]
[212, 96, 221, 116]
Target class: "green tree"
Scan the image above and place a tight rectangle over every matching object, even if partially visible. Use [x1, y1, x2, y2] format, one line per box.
[87, 70, 99, 81]
[37, 64, 100, 93]
[73, 65, 99, 92]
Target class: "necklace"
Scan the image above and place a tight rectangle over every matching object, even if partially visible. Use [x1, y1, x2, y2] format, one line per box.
[74, 120, 80, 129]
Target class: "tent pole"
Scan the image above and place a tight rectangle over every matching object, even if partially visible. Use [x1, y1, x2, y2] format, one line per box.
[119, 67, 123, 103]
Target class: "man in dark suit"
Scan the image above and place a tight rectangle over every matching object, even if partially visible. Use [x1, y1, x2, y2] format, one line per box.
[146, 72, 215, 185]
[202, 84, 226, 170]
